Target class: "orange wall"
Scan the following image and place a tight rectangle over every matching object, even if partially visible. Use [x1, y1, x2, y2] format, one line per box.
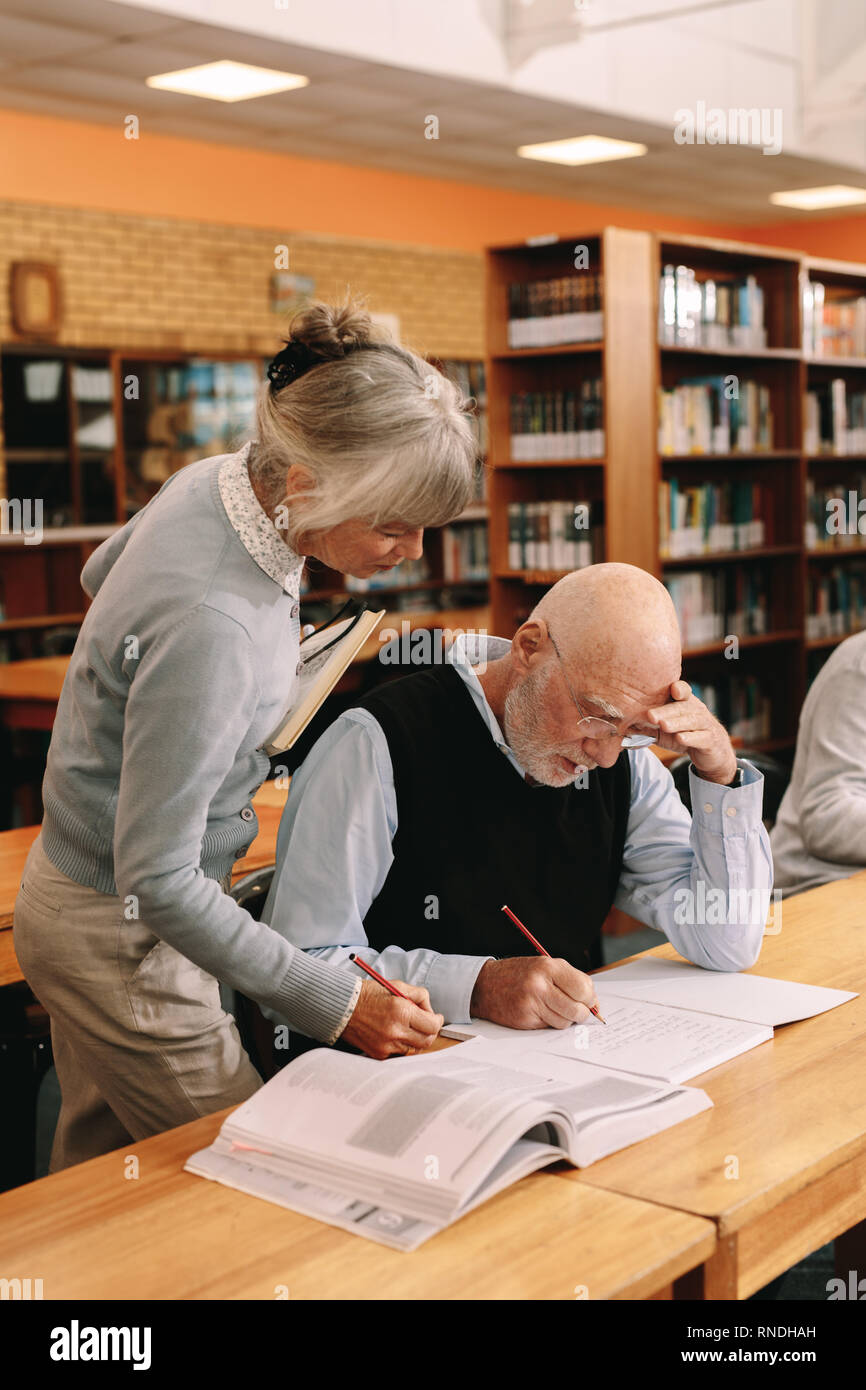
[2, 107, 864, 262]
[733, 215, 866, 263]
[0, 106, 725, 252]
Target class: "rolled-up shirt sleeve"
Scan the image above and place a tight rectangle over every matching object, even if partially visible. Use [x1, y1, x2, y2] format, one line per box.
[261, 710, 491, 1024]
[614, 749, 773, 970]
[113, 606, 359, 1042]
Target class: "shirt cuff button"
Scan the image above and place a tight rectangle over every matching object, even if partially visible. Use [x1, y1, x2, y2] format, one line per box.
[725, 806, 737, 818]
[703, 802, 713, 813]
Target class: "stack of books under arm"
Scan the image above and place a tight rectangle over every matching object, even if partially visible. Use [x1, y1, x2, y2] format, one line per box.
[659, 480, 767, 558]
[803, 380, 866, 456]
[806, 564, 866, 641]
[510, 382, 604, 460]
[804, 474, 866, 551]
[658, 377, 773, 454]
[803, 281, 866, 359]
[658, 266, 766, 350]
[507, 274, 603, 348]
[506, 500, 603, 572]
[442, 522, 489, 582]
[665, 566, 769, 649]
[690, 676, 772, 745]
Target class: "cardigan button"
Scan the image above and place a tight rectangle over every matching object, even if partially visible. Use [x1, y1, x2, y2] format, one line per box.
[290, 601, 299, 618]
[241, 806, 255, 821]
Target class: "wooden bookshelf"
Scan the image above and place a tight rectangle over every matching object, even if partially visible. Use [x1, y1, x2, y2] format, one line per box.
[484, 228, 866, 754]
[800, 254, 866, 682]
[654, 233, 808, 750]
[0, 346, 489, 662]
[486, 228, 656, 636]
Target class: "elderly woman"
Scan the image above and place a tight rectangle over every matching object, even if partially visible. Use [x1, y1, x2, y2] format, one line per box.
[14, 299, 476, 1169]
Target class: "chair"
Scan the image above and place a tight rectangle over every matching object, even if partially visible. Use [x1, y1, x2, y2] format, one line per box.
[228, 867, 287, 1081]
[666, 750, 791, 829]
[228, 867, 361, 1073]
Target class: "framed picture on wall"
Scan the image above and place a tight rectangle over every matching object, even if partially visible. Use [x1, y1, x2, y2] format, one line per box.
[9, 261, 62, 339]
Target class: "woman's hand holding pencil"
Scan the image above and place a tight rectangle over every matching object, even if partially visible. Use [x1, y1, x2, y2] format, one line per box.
[341, 954, 444, 1059]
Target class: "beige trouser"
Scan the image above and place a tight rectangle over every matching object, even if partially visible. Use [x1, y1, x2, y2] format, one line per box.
[13, 835, 262, 1171]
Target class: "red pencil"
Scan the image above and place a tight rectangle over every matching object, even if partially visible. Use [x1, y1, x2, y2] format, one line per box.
[349, 952, 410, 1000]
[501, 904, 606, 1024]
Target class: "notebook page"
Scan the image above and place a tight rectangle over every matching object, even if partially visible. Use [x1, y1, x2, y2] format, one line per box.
[595, 958, 857, 1025]
[442, 1001, 771, 1085]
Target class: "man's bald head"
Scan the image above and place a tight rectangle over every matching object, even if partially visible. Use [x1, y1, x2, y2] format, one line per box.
[475, 563, 684, 787]
[529, 564, 681, 704]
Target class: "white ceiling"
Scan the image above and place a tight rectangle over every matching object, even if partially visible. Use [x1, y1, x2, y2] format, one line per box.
[0, 0, 864, 224]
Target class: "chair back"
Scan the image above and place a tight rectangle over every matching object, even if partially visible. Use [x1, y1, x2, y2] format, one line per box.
[229, 867, 285, 1079]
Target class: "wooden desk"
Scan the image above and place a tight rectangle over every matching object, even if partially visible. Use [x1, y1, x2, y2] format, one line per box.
[0, 783, 288, 988]
[0, 656, 70, 731]
[0, 1098, 715, 1300]
[567, 870, 866, 1299]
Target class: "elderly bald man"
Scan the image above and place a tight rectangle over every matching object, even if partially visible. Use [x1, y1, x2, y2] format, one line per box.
[262, 564, 772, 1052]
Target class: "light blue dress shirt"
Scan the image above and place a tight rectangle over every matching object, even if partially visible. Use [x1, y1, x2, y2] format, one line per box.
[262, 634, 773, 1024]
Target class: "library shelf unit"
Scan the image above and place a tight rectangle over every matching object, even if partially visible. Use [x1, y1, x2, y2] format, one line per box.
[0, 345, 489, 665]
[485, 228, 866, 759]
[655, 233, 806, 755]
[485, 227, 657, 639]
[800, 254, 866, 686]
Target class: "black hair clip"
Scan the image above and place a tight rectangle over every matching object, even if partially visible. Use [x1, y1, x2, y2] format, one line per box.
[266, 340, 319, 393]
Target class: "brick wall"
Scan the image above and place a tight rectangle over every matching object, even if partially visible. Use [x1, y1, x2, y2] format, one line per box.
[0, 200, 484, 358]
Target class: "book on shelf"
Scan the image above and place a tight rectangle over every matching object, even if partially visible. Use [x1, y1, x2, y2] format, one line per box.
[468, 457, 488, 505]
[439, 359, 488, 456]
[507, 274, 603, 348]
[687, 674, 772, 745]
[263, 599, 385, 754]
[346, 556, 431, 592]
[806, 562, 866, 640]
[658, 377, 773, 454]
[185, 1035, 711, 1252]
[442, 521, 489, 582]
[659, 479, 768, 558]
[805, 473, 866, 549]
[804, 379, 866, 455]
[658, 265, 766, 351]
[803, 280, 866, 359]
[510, 381, 604, 460]
[665, 565, 769, 649]
[70, 365, 113, 402]
[506, 499, 603, 571]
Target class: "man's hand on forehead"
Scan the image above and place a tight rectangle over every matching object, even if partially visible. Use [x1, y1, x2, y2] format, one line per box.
[647, 679, 739, 785]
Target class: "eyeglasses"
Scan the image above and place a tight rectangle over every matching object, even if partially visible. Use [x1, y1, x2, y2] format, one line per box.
[547, 629, 658, 749]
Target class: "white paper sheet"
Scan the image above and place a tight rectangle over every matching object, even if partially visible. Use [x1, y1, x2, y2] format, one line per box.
[595, 958, 857, 1025]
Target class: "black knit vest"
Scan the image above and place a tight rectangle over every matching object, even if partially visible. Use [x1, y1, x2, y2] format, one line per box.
[360, 664, 631, 971]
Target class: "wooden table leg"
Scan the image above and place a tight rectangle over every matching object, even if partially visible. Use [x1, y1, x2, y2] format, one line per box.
[835, 1219, 866, 1285]
[674, 1233, 739, 1300]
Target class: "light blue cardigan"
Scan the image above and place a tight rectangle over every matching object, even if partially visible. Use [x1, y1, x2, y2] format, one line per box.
[40, 451, 358, 1042]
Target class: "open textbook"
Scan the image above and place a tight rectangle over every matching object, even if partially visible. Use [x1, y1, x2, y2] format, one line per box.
[443, 962, 857, 1086]
[263, 599, 385, 754]
[185, 1040, 711, 1251]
